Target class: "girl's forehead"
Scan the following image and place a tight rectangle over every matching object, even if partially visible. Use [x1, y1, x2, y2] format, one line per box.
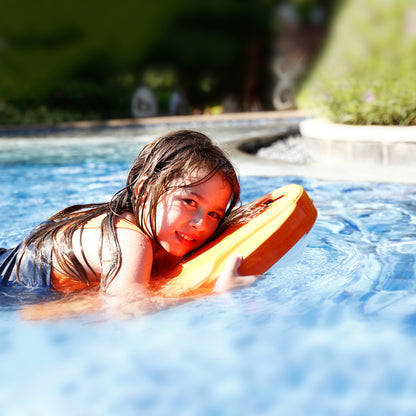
[172, 168, 228, 188]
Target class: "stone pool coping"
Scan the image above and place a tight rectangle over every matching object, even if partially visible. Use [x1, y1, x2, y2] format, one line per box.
[300, 118, 416, 166]
[0, 110, 306, 135]
[222, 115, 416, 185]
[2, 111, 416, 184]
[230, 141, 416, 184]
[292, 118, 416, 184]
[225, 116, 416, 184]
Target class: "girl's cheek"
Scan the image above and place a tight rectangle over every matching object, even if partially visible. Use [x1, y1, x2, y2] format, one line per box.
[208, 222, 219, 236]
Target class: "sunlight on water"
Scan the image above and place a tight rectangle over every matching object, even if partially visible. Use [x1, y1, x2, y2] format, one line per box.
[1, 130, 416, 415]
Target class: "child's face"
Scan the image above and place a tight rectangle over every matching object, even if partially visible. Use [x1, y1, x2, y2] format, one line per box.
[154, 170, 232, 257]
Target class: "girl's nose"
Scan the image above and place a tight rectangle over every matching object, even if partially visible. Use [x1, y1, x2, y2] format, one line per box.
[190, 212, 206, 230]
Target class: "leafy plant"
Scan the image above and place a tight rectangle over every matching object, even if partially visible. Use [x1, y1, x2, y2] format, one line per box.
[297, 0, 416, 125]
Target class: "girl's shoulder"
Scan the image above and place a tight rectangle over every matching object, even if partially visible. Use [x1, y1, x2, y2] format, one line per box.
[114, 212, 152, 249]
[82, 212, 152, 251]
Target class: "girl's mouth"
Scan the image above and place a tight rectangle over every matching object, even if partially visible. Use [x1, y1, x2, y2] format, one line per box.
[176, 231, 197, 246]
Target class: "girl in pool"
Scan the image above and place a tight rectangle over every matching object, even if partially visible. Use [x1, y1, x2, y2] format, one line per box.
[0, 130, 259, 300]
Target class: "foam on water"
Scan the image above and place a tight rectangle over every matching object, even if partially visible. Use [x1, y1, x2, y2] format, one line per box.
[1, 130, 416, 415]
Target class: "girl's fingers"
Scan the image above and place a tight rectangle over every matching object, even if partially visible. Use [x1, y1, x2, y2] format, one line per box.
[233, 274, 262, 287]
[222, 254, 242, 276]
[214, 254, 263, 293]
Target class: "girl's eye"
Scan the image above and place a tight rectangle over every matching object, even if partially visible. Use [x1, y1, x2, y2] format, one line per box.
[209, 212, 221, 221]
[184, 199, 197, 207]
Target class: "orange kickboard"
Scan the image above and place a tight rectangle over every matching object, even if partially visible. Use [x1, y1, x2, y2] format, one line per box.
[149, 184, 318, 298]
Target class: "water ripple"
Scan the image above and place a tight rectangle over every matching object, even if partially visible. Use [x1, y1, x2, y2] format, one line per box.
[2, 137, 416, 415]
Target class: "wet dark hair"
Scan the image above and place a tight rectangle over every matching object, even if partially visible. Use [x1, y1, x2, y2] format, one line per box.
[17, 130, 240, 290]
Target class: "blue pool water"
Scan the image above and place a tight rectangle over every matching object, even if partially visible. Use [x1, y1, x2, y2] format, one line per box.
[1, 127, 416, 415]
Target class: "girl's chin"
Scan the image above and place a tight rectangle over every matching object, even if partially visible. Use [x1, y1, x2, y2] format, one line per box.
[159, 243, 191, 258]
[160, 235, 207, 257]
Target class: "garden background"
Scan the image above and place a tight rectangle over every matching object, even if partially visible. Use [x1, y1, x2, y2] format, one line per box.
[0, 0, 414, 126]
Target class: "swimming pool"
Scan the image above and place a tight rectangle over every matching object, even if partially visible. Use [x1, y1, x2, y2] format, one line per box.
[1, 125, 416, 415]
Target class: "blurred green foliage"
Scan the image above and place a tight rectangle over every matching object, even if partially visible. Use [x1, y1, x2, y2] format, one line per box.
[0, 0, 275, 124]
[297, 0, 416, 125]
[0, 0, 190, 123]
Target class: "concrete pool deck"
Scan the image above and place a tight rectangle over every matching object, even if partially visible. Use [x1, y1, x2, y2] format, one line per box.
[1, 110, 416, 184]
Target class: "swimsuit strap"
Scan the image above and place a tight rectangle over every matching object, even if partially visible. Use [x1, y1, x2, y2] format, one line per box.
[83, 214, 142, 233]
[115, 217, 142, 233]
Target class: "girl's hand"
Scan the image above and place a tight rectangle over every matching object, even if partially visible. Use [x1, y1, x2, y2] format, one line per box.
[213, 254, 262, 293]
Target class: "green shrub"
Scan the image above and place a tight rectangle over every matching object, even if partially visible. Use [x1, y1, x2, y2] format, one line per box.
[0, 100, 99, 125]
[297, 0, 416, 125]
